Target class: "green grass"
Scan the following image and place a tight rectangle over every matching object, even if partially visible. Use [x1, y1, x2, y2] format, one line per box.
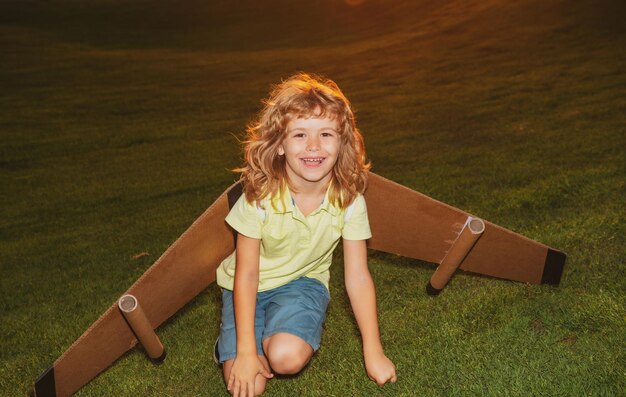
[1, 0, 625, 395]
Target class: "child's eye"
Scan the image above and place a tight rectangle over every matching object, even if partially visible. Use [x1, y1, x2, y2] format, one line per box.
[321, 132, 335, 137]
[293, 133, 305, 138]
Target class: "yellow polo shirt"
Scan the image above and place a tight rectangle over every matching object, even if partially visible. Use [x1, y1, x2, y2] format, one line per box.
[216, 188, 372, 292]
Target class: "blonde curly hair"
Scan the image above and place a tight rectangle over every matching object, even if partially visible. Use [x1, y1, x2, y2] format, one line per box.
[235, 72, 370, 209]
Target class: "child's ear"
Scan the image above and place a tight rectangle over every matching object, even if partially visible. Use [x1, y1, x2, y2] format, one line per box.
[278, 145, 285, 156]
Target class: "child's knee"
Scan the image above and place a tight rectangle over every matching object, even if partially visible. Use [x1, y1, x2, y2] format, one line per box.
[264, 334, 313, 375]
[254, 380, 267, 396]
[222, 359, 269, 396]
[227, 382, 266, 397]
[268, 350, 308, 374]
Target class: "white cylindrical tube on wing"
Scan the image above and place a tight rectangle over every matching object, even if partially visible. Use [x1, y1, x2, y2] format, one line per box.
[427, 216, 485, 295]
[118, 294, 166, 363]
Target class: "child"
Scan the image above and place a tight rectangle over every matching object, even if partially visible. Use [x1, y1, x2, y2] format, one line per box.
[215, 73, 397, 396]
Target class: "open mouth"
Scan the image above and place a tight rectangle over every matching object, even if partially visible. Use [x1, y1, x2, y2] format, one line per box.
[300, 157, 325, 168]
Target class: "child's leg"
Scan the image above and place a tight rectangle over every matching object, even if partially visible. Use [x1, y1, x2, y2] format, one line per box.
[217, 289, 270, 394]
[262, 333, 313, 375]
[261, 277, 329, 375]
[222, 356, 271, 396]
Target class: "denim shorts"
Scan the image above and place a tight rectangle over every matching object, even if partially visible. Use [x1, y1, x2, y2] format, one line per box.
[216, 277, 330, 363]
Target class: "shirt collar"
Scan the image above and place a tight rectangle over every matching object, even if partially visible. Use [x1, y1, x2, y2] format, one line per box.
[316, 187, 341, 216]
[266, 185, 341, 216]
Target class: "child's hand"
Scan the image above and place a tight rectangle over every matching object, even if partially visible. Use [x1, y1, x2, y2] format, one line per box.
[227, 354, 273, 397]
[364, 350, 397, 386]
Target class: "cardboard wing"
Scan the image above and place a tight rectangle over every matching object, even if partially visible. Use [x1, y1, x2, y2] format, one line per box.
[33, 173, 565, 396]
[364, 173, 565, 286]
[33, 182, 242, 397]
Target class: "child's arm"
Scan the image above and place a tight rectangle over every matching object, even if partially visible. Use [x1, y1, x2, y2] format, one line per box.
[228, 234, 273, 396]
[343, 238, 397, 386]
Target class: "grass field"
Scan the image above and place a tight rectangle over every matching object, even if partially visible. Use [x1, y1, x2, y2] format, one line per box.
[1, 0, 625, 395]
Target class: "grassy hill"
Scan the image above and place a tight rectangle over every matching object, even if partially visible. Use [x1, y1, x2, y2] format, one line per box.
[1, 0, 624, 395]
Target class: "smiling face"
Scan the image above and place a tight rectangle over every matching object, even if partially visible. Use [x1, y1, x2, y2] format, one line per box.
[279, 115, 341, 192]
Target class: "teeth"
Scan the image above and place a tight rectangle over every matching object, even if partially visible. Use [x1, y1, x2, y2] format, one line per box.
[303, 158, 323, 163]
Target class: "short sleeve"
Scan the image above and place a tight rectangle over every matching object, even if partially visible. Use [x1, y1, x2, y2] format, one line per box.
[225, 194, 263, 239]
[342, 194, 372, 240]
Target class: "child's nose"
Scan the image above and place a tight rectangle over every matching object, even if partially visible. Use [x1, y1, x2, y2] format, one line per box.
[306, 137, 320, 151]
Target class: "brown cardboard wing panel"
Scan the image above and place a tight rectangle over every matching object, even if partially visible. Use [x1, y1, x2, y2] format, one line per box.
[365, 172, 468, 263]
[42, 183, 239, 397]
[459, 221, 548, 284]
[365, 173, 564, 285]
[52, 307, 134, 397]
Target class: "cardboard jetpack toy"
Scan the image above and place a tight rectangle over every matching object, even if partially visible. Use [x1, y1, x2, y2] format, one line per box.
[33, 172, 566, 396]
